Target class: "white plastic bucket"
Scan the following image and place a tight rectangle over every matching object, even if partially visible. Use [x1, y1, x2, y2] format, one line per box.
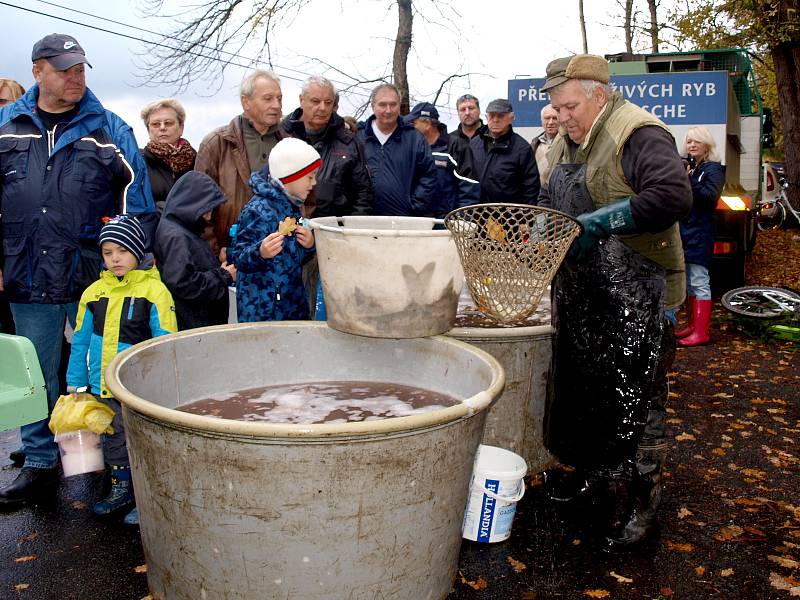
[55, 429, 105, 477]
[462, 444, 527, 543]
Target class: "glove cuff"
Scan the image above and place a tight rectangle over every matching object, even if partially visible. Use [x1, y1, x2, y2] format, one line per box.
[604, 197, 637, 235]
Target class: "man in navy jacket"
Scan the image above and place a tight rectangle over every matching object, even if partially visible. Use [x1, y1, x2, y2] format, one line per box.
[358, 84, 438, 216]
[0, 34, 155, 506]
[406, 101, 479, 218]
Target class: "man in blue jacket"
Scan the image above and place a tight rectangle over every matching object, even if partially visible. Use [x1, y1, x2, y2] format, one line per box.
[0, 33, 155, 506]
[358, 84, 438, 216]
[406, 101, 480, 218]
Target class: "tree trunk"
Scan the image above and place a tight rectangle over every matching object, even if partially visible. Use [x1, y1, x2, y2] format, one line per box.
[771, 41, 800, 209]
[393, 0, 413, 115]
[578, 0, 588, 53]
[647, 0, 659, 52]
[624, 0, 634, 54]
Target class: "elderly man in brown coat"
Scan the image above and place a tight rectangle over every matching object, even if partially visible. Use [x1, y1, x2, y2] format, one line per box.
[195, 69, 284, 257]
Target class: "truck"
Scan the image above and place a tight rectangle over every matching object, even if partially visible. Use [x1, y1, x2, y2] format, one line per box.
[509, 48, 767, 293]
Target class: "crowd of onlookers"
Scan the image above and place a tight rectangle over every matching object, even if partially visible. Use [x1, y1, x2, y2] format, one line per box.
[0, 32, 551, 521]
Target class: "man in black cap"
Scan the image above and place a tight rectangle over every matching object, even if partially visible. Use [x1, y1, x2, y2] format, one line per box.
[469, 98, 540, 204]
[538, 54, 691, 548]
[0, 33, 155, 507]
[406, 101, 479, 217]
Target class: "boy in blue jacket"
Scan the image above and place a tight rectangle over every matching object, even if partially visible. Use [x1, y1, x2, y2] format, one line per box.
[67, 216, 177, 525]
[230, 138, 318, 322]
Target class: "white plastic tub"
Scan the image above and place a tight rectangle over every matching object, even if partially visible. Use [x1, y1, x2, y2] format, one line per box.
[309, 216, 464, 338]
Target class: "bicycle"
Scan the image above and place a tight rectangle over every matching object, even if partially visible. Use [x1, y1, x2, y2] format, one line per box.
[757, 177, 800, 231]
[721, 286, 800, 342]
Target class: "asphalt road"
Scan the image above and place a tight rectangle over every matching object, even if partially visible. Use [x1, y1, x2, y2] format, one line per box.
[2, 314, 797, 599]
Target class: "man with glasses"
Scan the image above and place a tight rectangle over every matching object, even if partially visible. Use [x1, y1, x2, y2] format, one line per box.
[469, 98, 540, 204]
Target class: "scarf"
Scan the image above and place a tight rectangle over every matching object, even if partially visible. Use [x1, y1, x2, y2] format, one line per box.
[145, 138, 197, 174]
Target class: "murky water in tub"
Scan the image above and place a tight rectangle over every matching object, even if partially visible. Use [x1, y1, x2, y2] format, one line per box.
[176, 380, 461, 424]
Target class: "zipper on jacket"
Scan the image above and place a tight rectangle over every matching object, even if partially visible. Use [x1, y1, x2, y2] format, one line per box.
[47, 124, 58, 156]
[127, 296, 135, 320]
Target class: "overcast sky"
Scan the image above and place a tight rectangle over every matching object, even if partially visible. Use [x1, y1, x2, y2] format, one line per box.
[1, 0, 662, 146]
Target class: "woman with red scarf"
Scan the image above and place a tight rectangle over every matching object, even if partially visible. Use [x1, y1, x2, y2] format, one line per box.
[140, 98, 197, 216]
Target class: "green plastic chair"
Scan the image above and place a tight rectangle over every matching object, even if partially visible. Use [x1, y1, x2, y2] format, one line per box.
[0, 333, 48, 432]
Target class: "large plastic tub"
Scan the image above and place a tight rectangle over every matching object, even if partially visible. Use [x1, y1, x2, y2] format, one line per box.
[309, 216, 464, 338]
[105, 322, 504, 600]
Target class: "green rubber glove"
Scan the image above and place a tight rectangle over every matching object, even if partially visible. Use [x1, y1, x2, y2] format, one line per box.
[569, 197, 637, 261]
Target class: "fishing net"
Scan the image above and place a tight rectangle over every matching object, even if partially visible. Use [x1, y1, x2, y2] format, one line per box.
[444, 203, 581, 324]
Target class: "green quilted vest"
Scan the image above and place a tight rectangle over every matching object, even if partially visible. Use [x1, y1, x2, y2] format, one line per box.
[546, 93, 685, 309]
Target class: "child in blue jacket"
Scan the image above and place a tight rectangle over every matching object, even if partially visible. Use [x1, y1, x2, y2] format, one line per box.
[230, 138, 318, 322]
[66, 216, 177, 525]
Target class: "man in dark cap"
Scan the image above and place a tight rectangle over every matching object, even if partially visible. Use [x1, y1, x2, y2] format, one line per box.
[470, 98, 540, 204]
[0, 34, 155, 507]
[406, 101, 479, 217]
[538, 54, 691, 548]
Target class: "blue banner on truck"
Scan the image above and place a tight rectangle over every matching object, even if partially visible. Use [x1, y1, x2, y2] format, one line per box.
[509, 71, 729, 127]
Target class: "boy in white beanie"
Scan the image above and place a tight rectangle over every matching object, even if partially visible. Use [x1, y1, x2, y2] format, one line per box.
[229, 137, 318, 322]
[66, 215, 177, 525]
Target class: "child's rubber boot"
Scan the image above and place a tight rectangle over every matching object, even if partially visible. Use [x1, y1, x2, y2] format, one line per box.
[123, 507, 139, 526]
[93, 464, 134, 516]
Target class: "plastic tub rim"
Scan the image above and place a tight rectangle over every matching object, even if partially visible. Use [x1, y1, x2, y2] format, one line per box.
[104, 322, 505, 439]
[309, 215, 451, 237]
[447, 323, 554, 339]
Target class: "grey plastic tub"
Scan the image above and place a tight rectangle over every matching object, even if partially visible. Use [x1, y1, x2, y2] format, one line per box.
[105, 322, 504, 600]
[447, 288, 556, 473]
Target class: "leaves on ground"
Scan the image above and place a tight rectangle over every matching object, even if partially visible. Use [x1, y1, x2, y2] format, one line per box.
[17, 531, 39, 544]
[506, 556, 527, 572]
[769, 571, 800, 596]
[14, 555, 37, 563]
[664, 540, 694, 553]
[675, 432, 696, 441]
[459, 571, 488, 591]
[134, 564, 148, 573]
[609, 571, 633, 583]
[769, 554, 800, 569]
[714, 525, 744, 542]
[14, 584, 30, 591]
[583, 590, 610, 598]
[720, 568, 735, 577]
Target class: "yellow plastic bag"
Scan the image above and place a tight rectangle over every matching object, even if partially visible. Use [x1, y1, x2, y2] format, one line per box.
[49, 393, 115, 435]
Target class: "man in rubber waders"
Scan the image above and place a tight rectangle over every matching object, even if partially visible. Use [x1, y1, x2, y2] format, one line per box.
[537, 54, 691, 549]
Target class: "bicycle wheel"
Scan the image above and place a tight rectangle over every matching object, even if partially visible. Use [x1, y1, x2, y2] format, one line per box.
[757, 201, 786, 231]
[721, 286, 800, 318]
